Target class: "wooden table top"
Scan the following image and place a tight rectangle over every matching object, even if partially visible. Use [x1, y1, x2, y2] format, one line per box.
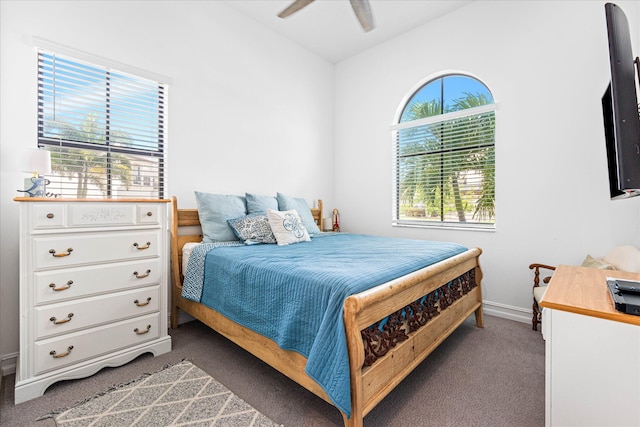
[539, 264, 640, 326]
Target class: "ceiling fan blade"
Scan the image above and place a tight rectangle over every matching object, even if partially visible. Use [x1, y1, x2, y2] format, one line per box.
[278, 0, 316, 19]
[349, 0, 375, 32]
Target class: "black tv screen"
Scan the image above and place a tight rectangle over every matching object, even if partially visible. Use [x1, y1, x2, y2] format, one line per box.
[603, 3, 640, 199]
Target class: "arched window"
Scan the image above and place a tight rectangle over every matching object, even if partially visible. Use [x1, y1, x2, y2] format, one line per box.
[391, 74, 496, 229]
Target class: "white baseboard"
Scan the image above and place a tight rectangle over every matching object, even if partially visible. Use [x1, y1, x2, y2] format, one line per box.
[482, 300, 532, 324]
[171, 301, 533, 326]
[2, 352, 18, 377]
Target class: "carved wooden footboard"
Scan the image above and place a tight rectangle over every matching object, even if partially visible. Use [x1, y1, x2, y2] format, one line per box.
[344, 249, 483, 424]
[169, 196, 483, 427]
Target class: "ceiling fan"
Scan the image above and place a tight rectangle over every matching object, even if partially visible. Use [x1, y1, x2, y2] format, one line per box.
[277, 0, 375, 32]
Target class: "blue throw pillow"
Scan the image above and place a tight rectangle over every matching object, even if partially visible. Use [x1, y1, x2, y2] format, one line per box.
[195, 191, 247, 243]
[245, 193, 278, 214]
[227, 213, 277, 245]
[276, 192, 321, 235]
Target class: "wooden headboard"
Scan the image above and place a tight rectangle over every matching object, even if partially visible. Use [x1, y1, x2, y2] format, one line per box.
[170, 196, 323, 288]
[310, 199, 323, 230]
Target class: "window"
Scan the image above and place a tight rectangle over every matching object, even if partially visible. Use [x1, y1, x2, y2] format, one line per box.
[37, 50, 166, 199]
[391, 74, 496, 229]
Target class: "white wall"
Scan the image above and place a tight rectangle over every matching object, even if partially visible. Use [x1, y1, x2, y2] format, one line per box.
[0, 1, 334, 373]
[1, 0, 639, 375]
[334, 0, 640, 321]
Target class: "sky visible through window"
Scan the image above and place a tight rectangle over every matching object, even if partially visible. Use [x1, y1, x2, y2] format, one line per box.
[40, 53, 162, 151]
[400, 74, 493, 122]
[38, 51, 165, 199]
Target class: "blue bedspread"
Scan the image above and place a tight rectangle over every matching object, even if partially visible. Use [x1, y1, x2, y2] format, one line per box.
[182, 233, 466, 417]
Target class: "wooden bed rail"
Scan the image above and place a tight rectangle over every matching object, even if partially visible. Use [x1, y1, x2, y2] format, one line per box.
[346, 249, 482, 328]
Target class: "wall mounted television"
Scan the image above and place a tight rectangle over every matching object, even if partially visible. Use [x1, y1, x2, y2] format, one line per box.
[602, 2, 640, 199]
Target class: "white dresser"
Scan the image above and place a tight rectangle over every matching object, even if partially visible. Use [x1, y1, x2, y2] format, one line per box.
[14, 198, 172, 404]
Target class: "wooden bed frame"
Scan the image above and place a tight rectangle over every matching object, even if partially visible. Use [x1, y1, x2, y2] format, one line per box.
[169, 196, 484, 427]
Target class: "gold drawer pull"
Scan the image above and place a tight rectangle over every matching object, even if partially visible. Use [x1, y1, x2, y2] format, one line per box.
[49, 280, 73, 291]
[50, 313, 74, 325]
[133, 242, 151, 250]
[50, 346, 73, 359]
[133, 269, 151, 279]
[134, 297, 152, 307]
[134, 325, 151, 335]
[49, 248, 73, 257]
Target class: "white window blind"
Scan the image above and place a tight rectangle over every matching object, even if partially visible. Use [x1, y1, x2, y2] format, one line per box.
[392, 105, 496, 229]
[37, 50, 166, 199]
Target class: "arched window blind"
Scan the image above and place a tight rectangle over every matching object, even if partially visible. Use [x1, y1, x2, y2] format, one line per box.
[391, 74, 496, 229]
[37, 49, 167, 199]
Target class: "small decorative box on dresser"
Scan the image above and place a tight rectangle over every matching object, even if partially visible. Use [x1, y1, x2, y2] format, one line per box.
[13, 198, 172, 404]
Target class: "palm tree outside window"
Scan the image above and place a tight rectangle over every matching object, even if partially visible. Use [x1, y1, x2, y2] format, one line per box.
[391, 74, 496, 229]
[37, 50, 166, 199]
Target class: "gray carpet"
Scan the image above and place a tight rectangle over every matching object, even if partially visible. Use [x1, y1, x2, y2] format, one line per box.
[1, 314, 544, 426]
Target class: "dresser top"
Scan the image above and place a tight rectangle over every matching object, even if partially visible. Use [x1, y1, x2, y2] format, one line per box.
[14, 197, 170, 203]
[540, 264, 640, 326]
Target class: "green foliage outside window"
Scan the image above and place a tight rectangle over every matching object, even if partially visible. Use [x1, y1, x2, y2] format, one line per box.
[395, 75, 495, 228]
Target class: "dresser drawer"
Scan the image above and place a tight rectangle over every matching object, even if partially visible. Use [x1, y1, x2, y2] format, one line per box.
[68, 203, 136, 227]
[34, 312, 160, 375]
[35, 285, 160, 340]
[137, 205, 159, 225]
[33, 230, 159, 270]
[34, 259, 161, 305]
[32, 204, 66, 229]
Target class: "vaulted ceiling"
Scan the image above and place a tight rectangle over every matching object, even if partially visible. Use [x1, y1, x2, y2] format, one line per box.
[223, 0, 474, 63]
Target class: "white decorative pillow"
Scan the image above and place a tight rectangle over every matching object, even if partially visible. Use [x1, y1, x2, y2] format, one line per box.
[227, 214, 277, 245]
[267, 208, 311, 246]
[276, 192, 321, 235]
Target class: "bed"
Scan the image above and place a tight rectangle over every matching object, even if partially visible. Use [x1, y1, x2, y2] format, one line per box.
[170, 195, 484, 427]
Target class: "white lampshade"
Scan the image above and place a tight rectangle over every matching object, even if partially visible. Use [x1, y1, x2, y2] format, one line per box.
[28, 149, 52, 176]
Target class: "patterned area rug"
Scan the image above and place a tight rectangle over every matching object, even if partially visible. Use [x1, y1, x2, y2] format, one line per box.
[40, 361, 281, 427]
